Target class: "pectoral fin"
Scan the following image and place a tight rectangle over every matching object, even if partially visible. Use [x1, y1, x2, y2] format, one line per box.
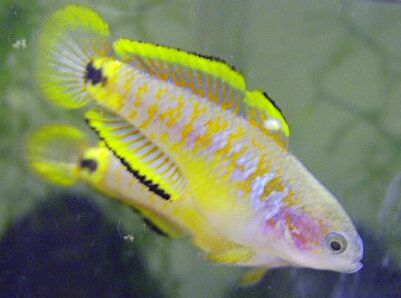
[207, 247, 254, 264]
[239, 267, 268, 287]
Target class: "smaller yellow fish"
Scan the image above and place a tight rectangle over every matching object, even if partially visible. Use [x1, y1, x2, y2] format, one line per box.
[26, 124, 255, 268]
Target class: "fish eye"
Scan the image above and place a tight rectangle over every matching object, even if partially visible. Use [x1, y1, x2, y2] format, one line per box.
[325, 232, 347, 254]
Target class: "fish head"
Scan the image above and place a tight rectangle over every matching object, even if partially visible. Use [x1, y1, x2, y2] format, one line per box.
[253, 155, 363, 273]
[259, 203, 363, 273]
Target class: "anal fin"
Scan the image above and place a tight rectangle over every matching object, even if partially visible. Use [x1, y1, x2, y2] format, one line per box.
[207, 247, 254, 265]
[239, 267, 268, 287]
[139, 206, 185, 238]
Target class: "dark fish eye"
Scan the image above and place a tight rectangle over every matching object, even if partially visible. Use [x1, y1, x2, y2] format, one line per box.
[325, 232, 347, 254]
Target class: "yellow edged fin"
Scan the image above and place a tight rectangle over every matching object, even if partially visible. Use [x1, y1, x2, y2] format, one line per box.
[207, 247, 254, 264]
[239, 267, 268, 287]
[244, 90, 290, 148]
[138, 207, 186, 238]
[113, 38, 290, 147]
[80, 145, 186, 238]
[84, 147, 186, 238]
[26, 124, 90, 186]
[85, 109, 184, 201]
[36, 4, 111, 109]
[113, 38, 246, 112]
[77, 144, 184, 237]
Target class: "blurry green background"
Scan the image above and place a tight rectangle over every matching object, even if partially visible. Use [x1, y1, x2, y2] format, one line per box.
[1, 0, 401, 297]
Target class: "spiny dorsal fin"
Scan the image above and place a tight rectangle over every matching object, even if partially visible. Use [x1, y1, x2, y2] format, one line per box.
[113, 38, 246, 113]
[85, 109, 184, 201]
[113, 38, 290, 147]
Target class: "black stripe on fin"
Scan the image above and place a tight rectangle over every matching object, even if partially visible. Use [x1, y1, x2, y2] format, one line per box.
[133, 40, 238, 72]
[87, 121, 171, 201]
[142, 217, 168, 237]
[262, 91, 287, 122]
[128, 207, 169, 237]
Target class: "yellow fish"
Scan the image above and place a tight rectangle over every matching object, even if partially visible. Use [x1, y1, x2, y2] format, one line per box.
[27, 124, 265, 284]
[27, 124, 244, 245]
[36, 4, 363, 277]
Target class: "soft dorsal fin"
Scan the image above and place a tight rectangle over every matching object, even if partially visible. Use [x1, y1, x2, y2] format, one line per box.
[113, 38, 290, 147]
[244, 90, 290, 148]
[85, 109, 184, 201]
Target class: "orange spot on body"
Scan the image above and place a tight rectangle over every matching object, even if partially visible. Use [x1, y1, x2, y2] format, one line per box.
[181, 103, 207, 141]
[155, 87, 170, 101]
[140, 104, 159, 129]
[134, 83, 149, 108]
[166, 98, 184, 128]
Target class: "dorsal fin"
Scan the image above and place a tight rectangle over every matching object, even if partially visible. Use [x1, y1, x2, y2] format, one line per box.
[113, 38, 290, 147]
[113, 38, 246, 113]
[244, 90, 290, 148]
[85, 109, 184, 201]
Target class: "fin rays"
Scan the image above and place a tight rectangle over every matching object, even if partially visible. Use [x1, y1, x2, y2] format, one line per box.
[113, 38, 290, 146]
[37, 4, 111, 109]
[85, 109, 184, 201]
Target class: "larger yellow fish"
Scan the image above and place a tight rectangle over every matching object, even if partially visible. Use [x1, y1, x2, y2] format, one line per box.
[36, 5, 363, 275]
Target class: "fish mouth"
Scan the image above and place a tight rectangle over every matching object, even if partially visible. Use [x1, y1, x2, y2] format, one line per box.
[340, 261, 363, 273]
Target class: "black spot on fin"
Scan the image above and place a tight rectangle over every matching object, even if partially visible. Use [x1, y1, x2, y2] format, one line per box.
[79, 158, 98, 173]
[84, 61, 107, 86]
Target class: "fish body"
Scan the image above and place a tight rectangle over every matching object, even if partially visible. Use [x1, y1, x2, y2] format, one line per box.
[35, 4, 363, 276]
[27, 124, 247, 254]
[85, 60, 361, 271]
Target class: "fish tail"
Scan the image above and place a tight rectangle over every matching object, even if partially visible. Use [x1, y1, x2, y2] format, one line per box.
[26, 124, 91, 186]
[36, 4, 111, 109]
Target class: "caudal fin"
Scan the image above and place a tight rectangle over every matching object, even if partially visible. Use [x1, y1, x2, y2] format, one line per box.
[26, 124, 91, 186]
[36, 4, 111, 109]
